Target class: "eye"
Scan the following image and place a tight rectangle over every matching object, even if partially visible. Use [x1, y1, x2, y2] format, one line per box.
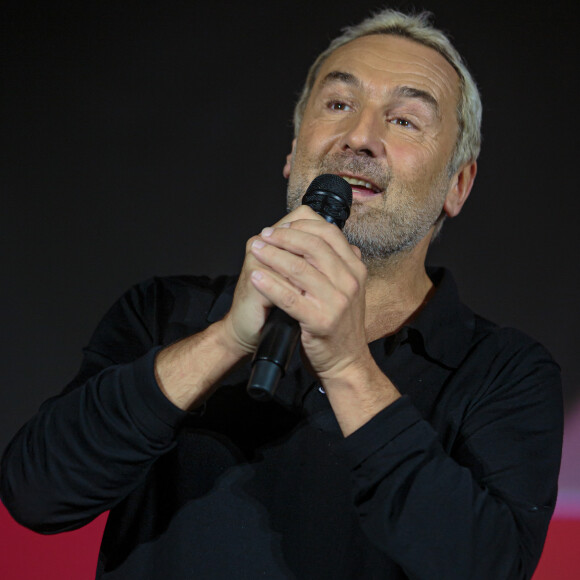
[328, 101, 352, 112]
[389, 118, 415, 129]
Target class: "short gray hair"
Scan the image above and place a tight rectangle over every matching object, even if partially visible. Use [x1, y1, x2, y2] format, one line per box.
[293, 9, 482, 174]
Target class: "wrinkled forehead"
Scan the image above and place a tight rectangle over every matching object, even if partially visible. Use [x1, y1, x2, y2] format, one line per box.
[313, 34, 460, 115]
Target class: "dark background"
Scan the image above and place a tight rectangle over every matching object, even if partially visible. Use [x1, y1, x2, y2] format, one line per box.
[1, 0, 578, 465]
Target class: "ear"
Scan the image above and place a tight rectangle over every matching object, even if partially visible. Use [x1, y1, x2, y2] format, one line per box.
[443, 161, 477, 218]
[282, 139, 297, 179]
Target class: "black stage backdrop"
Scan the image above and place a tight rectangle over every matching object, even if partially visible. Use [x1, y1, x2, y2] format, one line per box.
[1, 0, 578, 462]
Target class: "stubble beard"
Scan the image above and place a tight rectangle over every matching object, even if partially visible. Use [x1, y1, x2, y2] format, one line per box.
[286, 153, 450, 266]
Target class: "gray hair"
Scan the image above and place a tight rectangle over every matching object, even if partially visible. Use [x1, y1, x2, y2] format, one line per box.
[293, 9, 482, 174]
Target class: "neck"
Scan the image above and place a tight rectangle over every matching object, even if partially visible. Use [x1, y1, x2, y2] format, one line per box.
[363, 238, 434, 342]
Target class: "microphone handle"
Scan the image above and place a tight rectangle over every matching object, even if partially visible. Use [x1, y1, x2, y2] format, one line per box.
[246, 307, 300, 401]
[246, 216, 342, 401]
[246, 173, 352, 401]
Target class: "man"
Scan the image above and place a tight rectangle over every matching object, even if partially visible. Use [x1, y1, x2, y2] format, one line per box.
[0, 8, 562, 580]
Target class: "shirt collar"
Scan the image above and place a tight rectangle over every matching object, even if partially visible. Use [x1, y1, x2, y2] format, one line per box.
[399, 267, 476, 369]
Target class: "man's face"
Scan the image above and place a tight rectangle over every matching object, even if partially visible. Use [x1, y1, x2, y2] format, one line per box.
[285, 34, 463, 262]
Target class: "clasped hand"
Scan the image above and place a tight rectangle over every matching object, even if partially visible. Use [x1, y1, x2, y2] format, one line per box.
[224, 205, 369, 384]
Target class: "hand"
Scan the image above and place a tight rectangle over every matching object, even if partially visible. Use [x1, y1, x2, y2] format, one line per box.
[220, 210, 310, 359]
[156, 206, 354, 412]
[155, 209, 306, 411]
[247, 205, 369, 382]
[228, 204, 400, 434]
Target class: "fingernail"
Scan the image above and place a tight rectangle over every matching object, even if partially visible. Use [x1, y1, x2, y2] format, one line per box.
[261, 227, 274, 237]
[251, 270, 263, 281]
[252, 239, 265, 250]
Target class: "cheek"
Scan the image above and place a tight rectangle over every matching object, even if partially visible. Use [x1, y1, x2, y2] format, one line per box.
[292, 135, 325, 170]
[388, 136, 449, 178]
[297, 117, 342, 152]
[389, 142, 431, 175]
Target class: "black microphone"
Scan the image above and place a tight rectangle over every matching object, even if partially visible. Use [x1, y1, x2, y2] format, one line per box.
[246, 174, 353, 401]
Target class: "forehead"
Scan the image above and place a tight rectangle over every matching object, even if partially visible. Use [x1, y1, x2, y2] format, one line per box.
[314, 34, 460, 111]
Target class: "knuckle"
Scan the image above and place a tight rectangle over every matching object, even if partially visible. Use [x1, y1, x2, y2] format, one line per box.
[245, 236, 259, 252]
[335, 291, 350, 311]
[280, 289, 297, 309]
[296, 205, 316, 218]
[342, 273, 361, 297]
[290, 258, 307, 277]
[317, 310, 333, 331]
[355, 262, 368, 282]
[309, 235, 325, 253]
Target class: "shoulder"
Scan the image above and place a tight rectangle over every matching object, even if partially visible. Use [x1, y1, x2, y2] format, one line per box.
[130, 274, 237, 315]
[429, 267, 559, 374]
[464, 314, 562, 420]
[87, 273, 238, 357]
[471, 313, 559, 372]
[130, 273, 237, 301]
[119, 273, 237, 316]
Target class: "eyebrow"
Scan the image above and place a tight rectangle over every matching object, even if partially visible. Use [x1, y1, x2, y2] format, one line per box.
[391, 85, 440, 118]
[319, 70, 361, 89]
[319, 70, 440, 118]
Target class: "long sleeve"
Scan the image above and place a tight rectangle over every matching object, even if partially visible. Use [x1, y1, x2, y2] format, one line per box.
[0, 279, 191, 533]
[343, 329, 563, 579]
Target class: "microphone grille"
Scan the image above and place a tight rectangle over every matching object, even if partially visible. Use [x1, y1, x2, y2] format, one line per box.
[305, 174, 352, 206]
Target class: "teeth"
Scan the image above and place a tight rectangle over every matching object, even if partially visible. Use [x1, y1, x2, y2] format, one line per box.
[343, 176, 377, 191]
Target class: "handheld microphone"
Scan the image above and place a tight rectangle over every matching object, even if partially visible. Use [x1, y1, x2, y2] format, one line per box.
[246, 174, 353, 401]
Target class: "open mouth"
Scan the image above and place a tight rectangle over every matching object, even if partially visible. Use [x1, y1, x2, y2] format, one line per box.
[341, 175, 382, 196]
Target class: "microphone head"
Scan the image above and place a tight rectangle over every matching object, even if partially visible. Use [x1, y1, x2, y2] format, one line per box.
[302, 174, 352, 229]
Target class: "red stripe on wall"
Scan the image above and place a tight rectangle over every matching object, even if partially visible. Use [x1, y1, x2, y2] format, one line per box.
[533, 519, 580, 579]
[0, 502, 107, 580]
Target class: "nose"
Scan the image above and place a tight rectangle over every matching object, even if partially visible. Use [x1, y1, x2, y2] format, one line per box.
[339, 108, 385, 158]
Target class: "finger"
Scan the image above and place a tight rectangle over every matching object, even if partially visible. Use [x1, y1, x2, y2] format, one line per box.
[258, 223, 365, 289]
[257, 228, 354, 293]
[251, 231, 365, 331]
[279, 218, 361, 265]
[238, 235, 285, 306]
[250, 237, 336, 302]
[249, 267, 331, 330]
[283, 204, 325, 223]
[269, 204, 325, 228]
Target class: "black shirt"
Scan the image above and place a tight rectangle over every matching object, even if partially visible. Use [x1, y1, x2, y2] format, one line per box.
[0, 268, 563, 579]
